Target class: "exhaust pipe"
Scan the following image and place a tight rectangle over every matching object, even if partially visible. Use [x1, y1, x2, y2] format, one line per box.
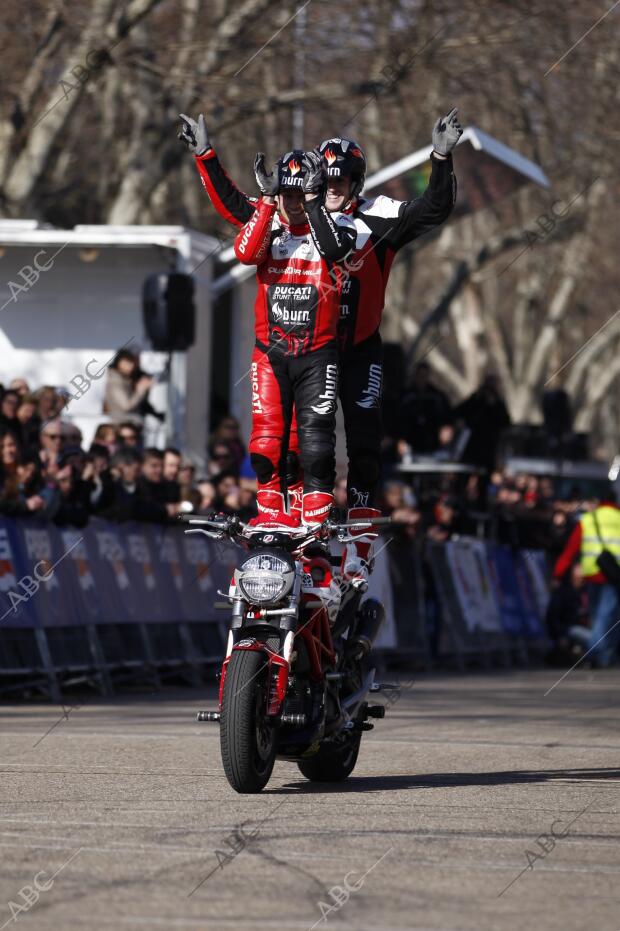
[348, 598, 385, 659]
[197, 711, 220, 722]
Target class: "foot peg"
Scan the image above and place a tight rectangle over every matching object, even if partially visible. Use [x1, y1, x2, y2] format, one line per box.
[197, 711, 220, 722]
[281, 713, 307, 726]
[366, 704, 385, 719]
[369, 682, 400, 692]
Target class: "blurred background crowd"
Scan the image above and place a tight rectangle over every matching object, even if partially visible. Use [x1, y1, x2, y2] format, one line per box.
[0, 348, 258, 528]
[2, 345, 617, 664]
[0, 346, 607, 554]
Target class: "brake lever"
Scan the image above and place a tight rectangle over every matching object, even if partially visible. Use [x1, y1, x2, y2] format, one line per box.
[184, 528, 226, 540]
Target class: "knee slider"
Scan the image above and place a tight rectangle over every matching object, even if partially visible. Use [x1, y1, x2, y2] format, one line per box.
[250, 452, 275, 485]
[305, 453, 334, 482]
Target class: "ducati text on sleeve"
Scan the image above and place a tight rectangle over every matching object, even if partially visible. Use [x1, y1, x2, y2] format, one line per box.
[237, 209, 260, 255]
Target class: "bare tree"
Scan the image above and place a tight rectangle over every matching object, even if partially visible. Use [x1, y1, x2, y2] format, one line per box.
[1, 0, 618, 451]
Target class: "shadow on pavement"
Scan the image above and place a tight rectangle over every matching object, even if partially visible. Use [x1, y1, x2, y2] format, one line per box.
[274, 766, 620, 794]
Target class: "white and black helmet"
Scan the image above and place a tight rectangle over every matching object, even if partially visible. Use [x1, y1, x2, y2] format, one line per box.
[316, 138, 367, 198]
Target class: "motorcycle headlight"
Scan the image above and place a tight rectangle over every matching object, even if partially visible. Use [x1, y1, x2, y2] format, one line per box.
[235, 553, 295, 605]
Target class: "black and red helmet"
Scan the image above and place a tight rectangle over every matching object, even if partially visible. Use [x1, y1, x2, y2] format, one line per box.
[316, 138, 367, 198]
[277, 150, 306, 191]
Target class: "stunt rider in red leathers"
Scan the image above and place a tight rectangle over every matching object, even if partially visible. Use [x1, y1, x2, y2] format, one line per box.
[179, 111, 460, 574]
[232, 149, 356, 527]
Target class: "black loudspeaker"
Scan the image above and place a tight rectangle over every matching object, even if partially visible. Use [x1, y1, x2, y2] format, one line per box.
[142, 272, 195, 351]
[542, 389, 572, 437]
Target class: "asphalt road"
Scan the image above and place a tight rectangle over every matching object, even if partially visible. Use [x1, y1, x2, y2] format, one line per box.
[0, 668, 619, 931]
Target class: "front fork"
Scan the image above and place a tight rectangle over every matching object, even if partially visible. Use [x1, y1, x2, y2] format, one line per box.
[219, 571, 302, 714]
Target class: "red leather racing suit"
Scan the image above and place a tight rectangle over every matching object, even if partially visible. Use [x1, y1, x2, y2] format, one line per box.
[233, 195, 356, 523]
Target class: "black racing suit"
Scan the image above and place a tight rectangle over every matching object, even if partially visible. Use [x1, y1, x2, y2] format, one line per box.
[195, 148, 457, 506]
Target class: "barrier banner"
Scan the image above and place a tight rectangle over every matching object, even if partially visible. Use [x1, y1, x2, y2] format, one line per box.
[486, 543, 547, 636]
[368, 541, 397, 649]
[57, 527, 102, 626]
[521, 549, 550, 621]
[9, 520, 64, 628]
[514, 552, 546, 637]
[151, 525, 188, 619]
[0, 515, 549, 649]
[179, 532, 239, 621]
[0, 516, 238, 629]
[445, 539, 502, 633]
[427, 542, 469, 652]
[0, 518, 37, 628]
[88, 521, 134, 623]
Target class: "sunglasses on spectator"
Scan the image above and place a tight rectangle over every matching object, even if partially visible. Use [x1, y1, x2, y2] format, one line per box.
[43, 433, 62, 440]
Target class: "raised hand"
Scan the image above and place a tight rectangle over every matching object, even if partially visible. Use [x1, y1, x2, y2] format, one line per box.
[432, 107, 463, 156]
[253, 153, 279, 197]
[178, 113, 210, 156]
[301, 150, 326, 197]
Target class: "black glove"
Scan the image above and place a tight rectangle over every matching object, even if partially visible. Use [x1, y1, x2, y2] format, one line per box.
[253, 153, 279, 197]
[301, 150, 326, 196]
[178, 113, 210, 156]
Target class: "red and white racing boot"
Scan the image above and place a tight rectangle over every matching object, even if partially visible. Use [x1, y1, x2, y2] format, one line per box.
[256, 489, 286, 520]
[248, 511, 300, 528]
[340, 507, 381, 591]
[287, 480, 303, 523]
[249, 489, 300, 527]
[301, 491, 333, 527]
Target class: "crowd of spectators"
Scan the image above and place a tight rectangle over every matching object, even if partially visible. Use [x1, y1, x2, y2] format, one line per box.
[376, 466, 594, 556]
[3, 356, 616, 664]
[0, 374, 257, 528]
[376, 361, 609, 558]
[0, 355, 599, 563]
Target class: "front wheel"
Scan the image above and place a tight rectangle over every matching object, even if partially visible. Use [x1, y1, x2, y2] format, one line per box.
[220, 650, 277, 793]
[297, 732, 361, 783]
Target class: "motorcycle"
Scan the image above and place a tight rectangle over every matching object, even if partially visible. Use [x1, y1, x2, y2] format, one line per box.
[185, 512, 394, 794]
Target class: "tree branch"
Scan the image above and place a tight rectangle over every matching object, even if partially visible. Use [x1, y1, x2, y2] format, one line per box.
[404, 224, 537, 371]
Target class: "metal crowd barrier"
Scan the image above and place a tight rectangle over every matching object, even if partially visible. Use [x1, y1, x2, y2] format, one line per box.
[381, 532, 550, 670]
[0, 516, 236, 700]
[0, 515, 551, 700]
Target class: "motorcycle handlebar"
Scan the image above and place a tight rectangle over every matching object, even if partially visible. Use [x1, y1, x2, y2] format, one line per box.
[179, 513, 391, 540]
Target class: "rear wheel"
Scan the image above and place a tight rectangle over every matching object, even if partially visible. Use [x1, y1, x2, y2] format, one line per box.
[297, 731, 361, 782]
[220, 650, 277, 793]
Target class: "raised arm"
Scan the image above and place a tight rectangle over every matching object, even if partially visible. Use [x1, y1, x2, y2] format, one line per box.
[301, 152, 357, 262]
[234, 199, 276, 265]
[305, 198, 358, 262]
[178, 113, 256, 227]
[378, 108, 462, 251]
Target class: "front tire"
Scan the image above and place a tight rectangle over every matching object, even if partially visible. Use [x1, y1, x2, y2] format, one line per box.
[297, 732, 361, 783]
[220, 650, 277, 793]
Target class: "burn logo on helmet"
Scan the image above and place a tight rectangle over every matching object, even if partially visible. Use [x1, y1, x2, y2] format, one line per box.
[317, 138, 367, 198]
[277, 150, 306, 189]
